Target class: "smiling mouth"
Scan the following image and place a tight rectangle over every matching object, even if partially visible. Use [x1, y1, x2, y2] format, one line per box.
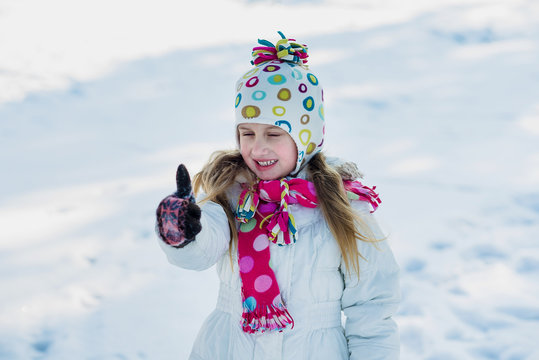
[256, 160, 277, 167]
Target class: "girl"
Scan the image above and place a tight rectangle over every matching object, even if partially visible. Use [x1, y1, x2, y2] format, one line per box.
[156, 32, 400, 360]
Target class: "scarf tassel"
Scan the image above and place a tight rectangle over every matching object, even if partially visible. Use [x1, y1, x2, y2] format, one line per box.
[265, 211, 297, 245]
[237, 189, 259, 222]
[344, 181, 382, 213]
[241, 303, 295, 334]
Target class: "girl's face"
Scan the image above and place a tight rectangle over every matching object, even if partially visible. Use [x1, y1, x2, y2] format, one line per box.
[238, 123, 297, 180]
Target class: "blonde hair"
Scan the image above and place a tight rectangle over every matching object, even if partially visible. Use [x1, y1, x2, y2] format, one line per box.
[192, 150, 253, 251]
[193, 150, 378, 275]
[308, 153, 378, 275]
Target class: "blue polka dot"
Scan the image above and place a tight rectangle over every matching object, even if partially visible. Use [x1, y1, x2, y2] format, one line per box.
[268, 74, 287, 85]
[252, 91, 266, 101]
[303, 96, 315, 111]
[243, 296, 257, 311]
[291, 69, 303, 80]
[235, 93, 242, 108]
[318, 104, 324, 120]
[275, 120, 292, 133]
[307, 73, 319, 86]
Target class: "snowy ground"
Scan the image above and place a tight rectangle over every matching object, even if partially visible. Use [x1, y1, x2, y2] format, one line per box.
[1, 0, 539, 359]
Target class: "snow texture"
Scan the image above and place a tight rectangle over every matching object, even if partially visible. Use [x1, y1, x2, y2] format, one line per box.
[1, 0, 539, 359]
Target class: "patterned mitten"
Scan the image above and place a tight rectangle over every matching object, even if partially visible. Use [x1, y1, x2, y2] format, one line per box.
[156, 164, 202, 248]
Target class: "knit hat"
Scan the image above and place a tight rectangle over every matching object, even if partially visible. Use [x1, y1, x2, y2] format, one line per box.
[234, 31, 325, 176]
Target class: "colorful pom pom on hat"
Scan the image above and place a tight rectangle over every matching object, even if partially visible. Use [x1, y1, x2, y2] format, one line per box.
[234, 31, 325, 176]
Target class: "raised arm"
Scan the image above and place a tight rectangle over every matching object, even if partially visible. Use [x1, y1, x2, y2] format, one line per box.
[156, 164, 231, 271]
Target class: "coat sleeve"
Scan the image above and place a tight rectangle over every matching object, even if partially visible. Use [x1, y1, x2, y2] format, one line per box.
[157, 199, 231, 271]
[341, 200, 400, 359]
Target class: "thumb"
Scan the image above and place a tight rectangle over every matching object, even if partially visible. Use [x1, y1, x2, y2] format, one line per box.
[175, 164, 193, 199]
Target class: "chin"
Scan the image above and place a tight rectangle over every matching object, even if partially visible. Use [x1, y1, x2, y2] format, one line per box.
[247, 162, 292, 181]
[260, 170, 291, 181]
[252, 170, 272, 181]
[252, 169, 280, 181]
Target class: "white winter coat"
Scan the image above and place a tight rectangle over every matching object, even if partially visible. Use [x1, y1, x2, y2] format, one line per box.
[158, 167, 400, 360]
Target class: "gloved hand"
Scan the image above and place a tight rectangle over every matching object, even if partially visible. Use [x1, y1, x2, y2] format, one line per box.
[156, 164, 202, 248]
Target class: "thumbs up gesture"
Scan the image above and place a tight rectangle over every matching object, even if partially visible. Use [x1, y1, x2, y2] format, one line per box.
[156, 164, 202, 248]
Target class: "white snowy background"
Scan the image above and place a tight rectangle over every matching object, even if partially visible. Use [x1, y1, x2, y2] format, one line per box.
[1, 0, 538, 358]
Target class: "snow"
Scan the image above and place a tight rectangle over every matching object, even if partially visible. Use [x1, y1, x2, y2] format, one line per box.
[1, 0, 539, 358]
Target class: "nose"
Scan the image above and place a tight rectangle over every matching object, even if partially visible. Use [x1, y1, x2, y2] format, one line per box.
[251, 135, 269, 156]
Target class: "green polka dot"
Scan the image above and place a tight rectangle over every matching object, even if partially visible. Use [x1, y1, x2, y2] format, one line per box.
[235, 93, 242, 108]
[347, 192, 360, 200]
[277, 88, 291, 101]
[307, 73, 319, 85]
[303, 96, 314, 111]
[268, 74, 287, 85]
[240, 218, 257, 232]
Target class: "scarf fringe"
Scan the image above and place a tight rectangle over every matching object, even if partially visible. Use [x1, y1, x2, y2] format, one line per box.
[241, 304, 295, 334]
[236, 188, 259, 222]
[344, 181, 382, 212]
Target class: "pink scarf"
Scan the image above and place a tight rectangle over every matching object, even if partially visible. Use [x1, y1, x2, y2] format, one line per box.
[235, 178, 380, 334]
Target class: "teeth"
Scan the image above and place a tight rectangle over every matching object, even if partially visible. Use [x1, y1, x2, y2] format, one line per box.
[257, 160, 277, 166]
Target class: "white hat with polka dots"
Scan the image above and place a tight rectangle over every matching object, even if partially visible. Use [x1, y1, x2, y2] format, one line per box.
[234, 32, 325, 176]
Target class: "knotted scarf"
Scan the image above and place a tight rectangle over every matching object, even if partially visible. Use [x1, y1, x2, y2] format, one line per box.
[235, 177, 381, 334]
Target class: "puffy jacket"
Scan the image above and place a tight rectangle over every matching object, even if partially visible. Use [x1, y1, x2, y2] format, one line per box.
[158, 167, 400, 360]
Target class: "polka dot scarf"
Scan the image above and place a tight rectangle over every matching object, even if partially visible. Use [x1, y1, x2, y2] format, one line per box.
[235, 178, 381, 334]
[235, 178, 317, 333]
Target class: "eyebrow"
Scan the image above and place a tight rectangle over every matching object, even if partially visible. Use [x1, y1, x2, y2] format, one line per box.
[238, 125, 282, 131]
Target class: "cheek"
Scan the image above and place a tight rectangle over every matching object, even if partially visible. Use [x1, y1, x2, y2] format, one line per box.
[239, 141, 251, 163]
[287, 139, 298, 161]
[280, 140, 298, 168]
[238, 139, 247, 154]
